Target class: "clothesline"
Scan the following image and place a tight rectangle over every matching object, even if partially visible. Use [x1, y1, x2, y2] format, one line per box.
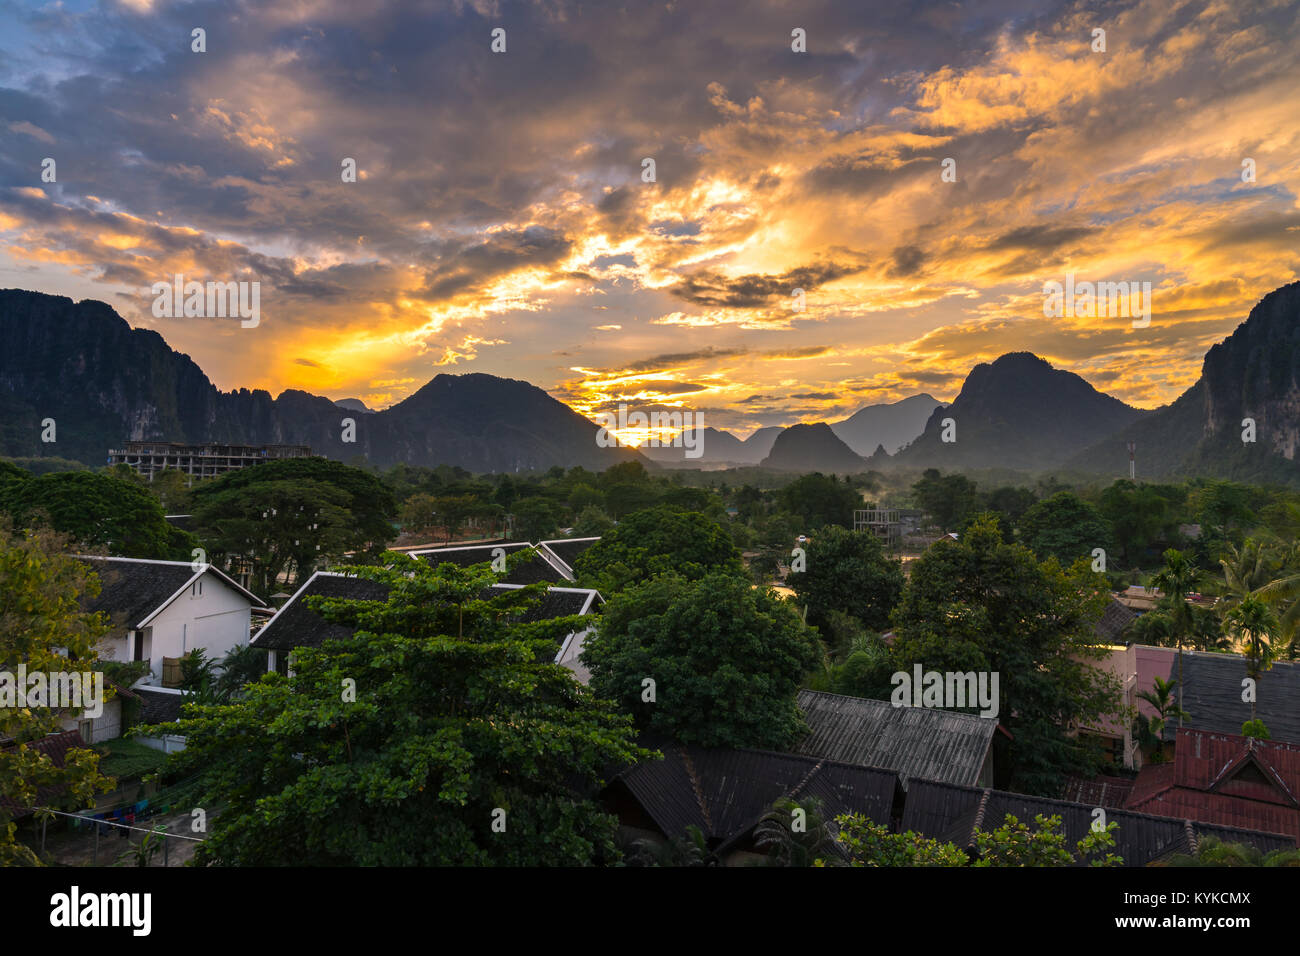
[28, 806, 206, 841]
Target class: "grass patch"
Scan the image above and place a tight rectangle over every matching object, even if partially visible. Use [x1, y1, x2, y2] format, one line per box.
[94, 738, 167, 782]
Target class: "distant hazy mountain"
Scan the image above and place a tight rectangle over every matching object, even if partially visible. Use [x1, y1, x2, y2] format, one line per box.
[0, 289, 643, 473]
[333, 398, 373, 414]
[891, 352, 1148, 471]
[830, 394, 944, 455]
[1068, 282, 1300, 482]
[638, 423, 782, 465]
[759, 422, 867, 473]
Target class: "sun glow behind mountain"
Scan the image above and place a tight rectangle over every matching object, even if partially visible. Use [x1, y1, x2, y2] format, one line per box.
[0, 0, 1297, 437]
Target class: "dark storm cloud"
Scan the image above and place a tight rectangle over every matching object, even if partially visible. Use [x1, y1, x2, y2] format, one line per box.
[671, 261, 864, 307]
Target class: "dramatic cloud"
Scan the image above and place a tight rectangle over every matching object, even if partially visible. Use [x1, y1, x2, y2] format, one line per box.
[0, 0, 1296, 437]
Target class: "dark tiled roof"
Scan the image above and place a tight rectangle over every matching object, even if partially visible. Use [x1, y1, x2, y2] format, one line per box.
[795, 689, 997, 788]
[903, 777, 1294, 864]
[79, 558, 198, 632]
[1061, 775, 1136, 809]
[1095, 598, 1137, 642]
[251, 572, 391, 651]
[412, 543, 567, 585]
[134, 688, 189, 724]
[482, 585, 599, 622]
[612, 743, 898, 850]
[1125, 728, 1300, 843]
[539, 537, 600, 577]
[0, 730, 88, 818]
[1163, 651, 1300, 743]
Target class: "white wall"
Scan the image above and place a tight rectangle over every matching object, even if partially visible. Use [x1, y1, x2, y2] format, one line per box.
[140, 571, 253, 684]
[58, 697, 122, 744]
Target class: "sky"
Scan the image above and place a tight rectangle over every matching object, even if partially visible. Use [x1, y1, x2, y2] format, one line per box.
[1, 0, 1297, 442]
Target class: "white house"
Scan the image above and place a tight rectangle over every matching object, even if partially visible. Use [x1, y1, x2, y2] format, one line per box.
[79, 556, 266, 688]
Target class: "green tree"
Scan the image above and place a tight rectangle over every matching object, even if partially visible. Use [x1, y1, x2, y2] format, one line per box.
[754, 796, 839, 867]
[823, 812, 1121, 867]
[572, 504, 615, 537]
[1099, 480, 1176, 565]
[573, 506, 743, 594]
[1136, 676, 1189, 763]
[889, 516, 1121, 795]
[1225, 596, 1278, 722]
[1151, 548, 1200, 726]
[582, 570, 821, 749]
[1241, 719, 1270, 740]
[787, 526, 904, 632]
[0, 525, 115, 865]
[1018, 492, 1111, 565]
[1157, 835, 1300, 867]
[154, 552, 650, 865]
[2, 471, 192, 559]
[777, 473, 862, 530]
[972, 814, 1122, 867]
[912, 469, 981, 532]
[511, 495, 560, 542]
[190, 478, 355, 596]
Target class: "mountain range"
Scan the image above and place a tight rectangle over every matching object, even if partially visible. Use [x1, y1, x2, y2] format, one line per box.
[0, 290, 642, 473]
[2, 283, 1299, 482]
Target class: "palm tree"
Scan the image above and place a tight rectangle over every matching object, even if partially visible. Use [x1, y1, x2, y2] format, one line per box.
[754, 796, 839, 867]
[1252, 540, 1300, 660]
[1159, 835, 1300, 867]
[1136, 676, 1190, 763]
[1225, 597, 1279, 722]
[1218, 538, 1278, 609]
[1151, 549, 1199, 727]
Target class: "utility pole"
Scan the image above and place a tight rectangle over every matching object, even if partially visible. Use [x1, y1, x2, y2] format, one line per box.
[1127, 440, 1136, 480]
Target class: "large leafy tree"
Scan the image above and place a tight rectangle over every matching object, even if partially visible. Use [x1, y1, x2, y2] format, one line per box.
[787, 525, 904, 632]
[1, 470, 192, 559]
[573, 506, 743, 594]
[0, 525, 114, 865]
[189, 458, 396, 596]
[912, 469, 982, 532]
[1017, 491, 1111, 565]
[776, 473, 863, 530]
[888, 516, 1121, 795]
[1098, 480, 1179, 565]
[582, 570, 822, 749]
[156, 553, 649, 865]
[824, 812, 1121, 867]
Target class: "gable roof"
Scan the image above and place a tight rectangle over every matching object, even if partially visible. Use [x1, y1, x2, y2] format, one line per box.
[903, 777, 1295, 864]
[250, 571, 391, 651]
[134, 687, 191, 725]
[251, 571, 601, 657]
[483, 583, 601, 621]
[409, 542, 569, 584]
[538, 537, 600, 579]
[612, 742, 898, 852]
[1125, 728, 1300, 842]
[1162, 651, 1300, 743]
[794, 689, 997, 788]
[0, 730, 88, 819]
[78, 556, 264, 633]
[1095, 598, 1137, 642]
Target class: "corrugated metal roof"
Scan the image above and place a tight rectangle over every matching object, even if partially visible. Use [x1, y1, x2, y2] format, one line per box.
[1165, 652, 1300, 743]
[1125, 728, 1300, 842]
[903, 777, 1295, 865]
[795, 689, 997, 787]
[614, 744, 898, 848]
